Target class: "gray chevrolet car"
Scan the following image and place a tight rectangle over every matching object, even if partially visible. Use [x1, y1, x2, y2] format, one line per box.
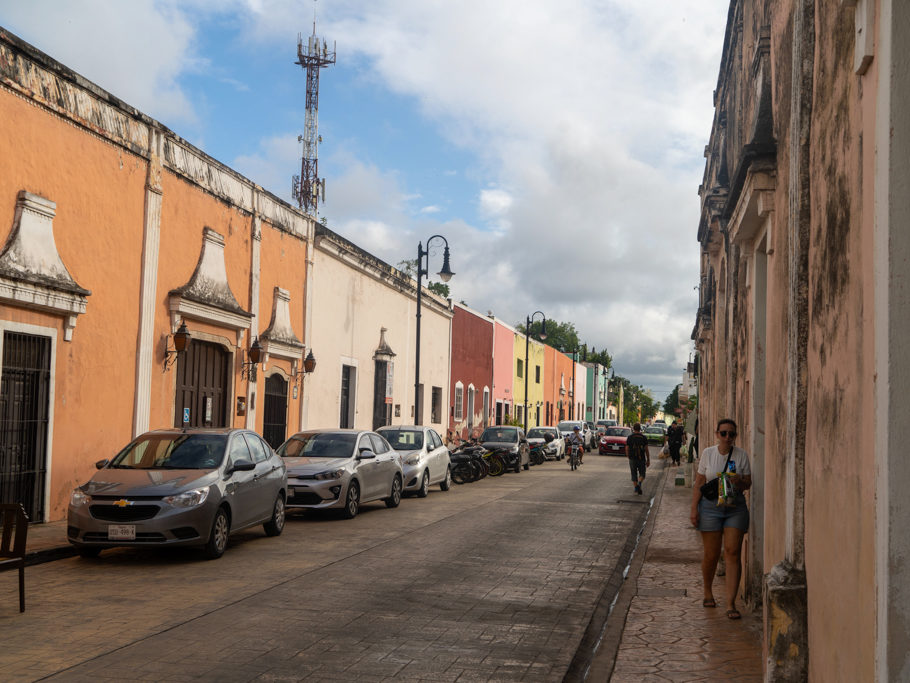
[67, 428, 287, 560]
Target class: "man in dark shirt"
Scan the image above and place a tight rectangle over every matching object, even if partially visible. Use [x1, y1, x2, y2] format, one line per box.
[626, 423, 650, 495]
[667, 420, 685, 466]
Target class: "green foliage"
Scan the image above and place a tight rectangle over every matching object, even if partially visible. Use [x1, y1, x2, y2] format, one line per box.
[427, 281, 450, 298]
[663, 384, 682, 414]
[517, 319, 581, 357]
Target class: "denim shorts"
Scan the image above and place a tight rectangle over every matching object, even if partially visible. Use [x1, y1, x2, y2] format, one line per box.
[698, 497, 750, 532]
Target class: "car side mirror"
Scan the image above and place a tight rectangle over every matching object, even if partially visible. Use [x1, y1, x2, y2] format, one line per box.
[358, 448, 376, 460]
[95, 459, 109, 469]
[228, 459, 256, 474]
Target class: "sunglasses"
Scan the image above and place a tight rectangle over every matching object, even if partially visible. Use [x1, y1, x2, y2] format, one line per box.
[718, 430, 737, 438]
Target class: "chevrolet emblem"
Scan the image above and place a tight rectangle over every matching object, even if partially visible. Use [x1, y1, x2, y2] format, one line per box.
[113, 499, 132, 507]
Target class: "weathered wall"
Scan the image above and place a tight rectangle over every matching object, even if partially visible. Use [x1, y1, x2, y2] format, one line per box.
[694, 1, 888, 679]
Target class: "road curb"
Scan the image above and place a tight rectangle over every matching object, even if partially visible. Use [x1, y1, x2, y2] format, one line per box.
[564, 462, 670, 682]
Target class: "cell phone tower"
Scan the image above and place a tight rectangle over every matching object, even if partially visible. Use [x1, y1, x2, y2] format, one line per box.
[292, 15, 335, 215]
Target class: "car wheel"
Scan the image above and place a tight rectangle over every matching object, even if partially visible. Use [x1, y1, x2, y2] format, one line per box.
[342, 481, 360, 519]
[203, 508, 230, 560]
[263, 494, 286, 537]
[76, 546, 101, 559]
[385, 475, 403, 508]
[417, 471, 430, 498]
[440, 467, 452, 491]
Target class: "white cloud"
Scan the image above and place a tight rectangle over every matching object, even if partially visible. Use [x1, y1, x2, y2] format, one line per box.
[0, 0, 729, 399]
[0, 0, 201, 127]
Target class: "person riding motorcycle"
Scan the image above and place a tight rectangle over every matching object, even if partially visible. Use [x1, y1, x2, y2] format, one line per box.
[567, 426, 585, 465]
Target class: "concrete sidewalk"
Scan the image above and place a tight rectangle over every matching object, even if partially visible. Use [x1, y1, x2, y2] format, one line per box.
[590, 461, 763, 681]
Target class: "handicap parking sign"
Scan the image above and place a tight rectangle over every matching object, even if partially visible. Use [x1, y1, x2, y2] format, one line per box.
[183, 407, 190, 424]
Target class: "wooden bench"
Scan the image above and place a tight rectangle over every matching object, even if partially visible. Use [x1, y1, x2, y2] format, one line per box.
[0, 503, 29, 612]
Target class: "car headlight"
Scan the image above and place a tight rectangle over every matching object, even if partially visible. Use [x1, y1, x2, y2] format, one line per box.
[164, 487, 210, 508]
[405, 455, 421, 466]
[314, 468, 345, 481]
[70, 488, 90, 507]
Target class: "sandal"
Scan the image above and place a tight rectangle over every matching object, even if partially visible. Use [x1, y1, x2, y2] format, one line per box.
[726, 608, 741, 620]
[702, 598, 716, 608]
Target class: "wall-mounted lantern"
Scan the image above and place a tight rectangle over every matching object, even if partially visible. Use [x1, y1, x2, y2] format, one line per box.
[241, 337, 263, 381]
[164, 320, 191, 371]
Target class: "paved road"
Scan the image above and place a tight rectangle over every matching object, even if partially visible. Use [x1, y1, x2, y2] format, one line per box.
[1, 448, 659, 682]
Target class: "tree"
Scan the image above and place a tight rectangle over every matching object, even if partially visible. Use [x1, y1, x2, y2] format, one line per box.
[663, 384, 682, 415]
[516, 319, 580, 355]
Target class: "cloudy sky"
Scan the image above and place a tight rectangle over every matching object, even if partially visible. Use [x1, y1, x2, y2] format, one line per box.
[1, 0, 727, 402]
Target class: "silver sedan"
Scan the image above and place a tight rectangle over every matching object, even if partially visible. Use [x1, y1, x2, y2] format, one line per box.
[67, 428, 287, 560]
[278, 429, 403, 518]
[376, 425, 452, 497]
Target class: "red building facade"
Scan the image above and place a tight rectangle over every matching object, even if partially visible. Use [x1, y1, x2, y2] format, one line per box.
[449, 304, 494, 440]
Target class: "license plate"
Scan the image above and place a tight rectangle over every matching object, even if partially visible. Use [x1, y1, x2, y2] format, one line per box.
[611, 445, 621, 450]
[108, 524, 136, 540]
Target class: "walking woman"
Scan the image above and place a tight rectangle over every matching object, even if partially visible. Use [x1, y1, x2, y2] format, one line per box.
[689, 418, 752, 619]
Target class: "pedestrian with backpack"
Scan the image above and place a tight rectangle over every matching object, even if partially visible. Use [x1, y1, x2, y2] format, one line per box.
[627, 423, 650, 494]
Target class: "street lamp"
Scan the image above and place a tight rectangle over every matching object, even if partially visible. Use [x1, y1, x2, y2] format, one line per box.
[523, 311, 547, 432]
[414, 235, 454, 423]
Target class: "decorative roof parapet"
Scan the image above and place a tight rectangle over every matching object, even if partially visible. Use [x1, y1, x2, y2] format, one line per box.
[168, 227, 252, 344]
[260, 287, 304, 364]
[0, 191, 90, 340]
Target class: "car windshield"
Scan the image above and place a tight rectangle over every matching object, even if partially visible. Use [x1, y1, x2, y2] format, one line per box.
[480, 428, 517, 443]
[378, 429, 424, 450]
[526, 429, 550, 439]
[279, 432, 357, 458]
[557, 422, 580, 432]
[606, 427, 632, 437]
[109, 433, 227, 469]
[645, 427, 663, 434]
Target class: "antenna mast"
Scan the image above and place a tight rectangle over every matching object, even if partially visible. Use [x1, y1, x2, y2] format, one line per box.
[292, 13, 335, 215]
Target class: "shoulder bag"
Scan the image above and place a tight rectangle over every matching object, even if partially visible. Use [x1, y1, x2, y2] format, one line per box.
[699, 451, 733, 501]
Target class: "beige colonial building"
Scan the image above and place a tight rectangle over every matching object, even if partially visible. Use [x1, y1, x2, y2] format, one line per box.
[302, 225, 452, 433]
[694, 1, 910, 680]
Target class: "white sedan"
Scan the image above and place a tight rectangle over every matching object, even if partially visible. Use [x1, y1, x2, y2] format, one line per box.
[527, 427, 565, 460]
[377, 426, 452, 497]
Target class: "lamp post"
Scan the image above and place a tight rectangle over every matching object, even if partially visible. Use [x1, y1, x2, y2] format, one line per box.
[523, 312, 547, 433]
[414, 235, 454, 424]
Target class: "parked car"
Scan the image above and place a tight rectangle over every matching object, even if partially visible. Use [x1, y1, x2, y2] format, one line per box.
[596, 419, 618, 430]
[526, 426, 564, 460]
[557, 420, 595, 451]
[68, 428, 287, 560]
[480, 426, 531, 472]
[278, 429, 403, 519]
[599, 426, 633, 455]
[644, 426, 666, 445]
[377, 425, 452, 496]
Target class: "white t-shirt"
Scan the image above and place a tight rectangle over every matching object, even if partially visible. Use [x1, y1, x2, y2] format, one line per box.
[697, 445, 751, 481]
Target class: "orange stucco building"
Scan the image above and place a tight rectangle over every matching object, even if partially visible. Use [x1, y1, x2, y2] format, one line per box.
[0, 29, 313, 522]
